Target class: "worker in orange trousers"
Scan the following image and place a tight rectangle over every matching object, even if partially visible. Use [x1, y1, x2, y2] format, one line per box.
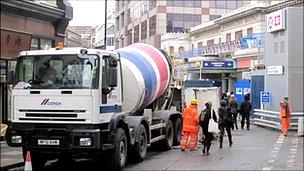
[181, 98, 200, 151]
[280, 95, 292, 136]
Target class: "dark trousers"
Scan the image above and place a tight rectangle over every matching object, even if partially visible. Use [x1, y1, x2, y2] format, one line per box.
[231, 112, 238, 130]
[241, 114, 250, 130]
[219, 125, 232, 148]
[202, 132, 213, 153]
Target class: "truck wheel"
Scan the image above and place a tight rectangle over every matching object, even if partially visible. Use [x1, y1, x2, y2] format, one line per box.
[131, 124, 147, 162]
[173, 117, 182, 146]
[162, 120, 174, 150]
[108, 128, 127, 170]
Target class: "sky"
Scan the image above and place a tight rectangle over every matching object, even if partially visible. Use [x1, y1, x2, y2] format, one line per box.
[69, 0, 115, 27]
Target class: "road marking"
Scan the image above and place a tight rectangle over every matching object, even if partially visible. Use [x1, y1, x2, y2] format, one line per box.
[285, 138, 299, 169]
[262, 134, 285, 170]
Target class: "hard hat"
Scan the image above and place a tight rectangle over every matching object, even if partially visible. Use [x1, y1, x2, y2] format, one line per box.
[283, 95, 289, 100]
[190, 98, 198, 105]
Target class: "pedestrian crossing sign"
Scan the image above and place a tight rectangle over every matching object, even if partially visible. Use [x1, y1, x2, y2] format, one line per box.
[260, 91, 270, 104]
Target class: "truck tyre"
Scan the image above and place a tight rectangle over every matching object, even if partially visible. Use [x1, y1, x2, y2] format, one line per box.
[108, 128, 127, 170]
[161, 120, 174, 150]
[131, 124, 147, 162]
[173, 117, 182, 146]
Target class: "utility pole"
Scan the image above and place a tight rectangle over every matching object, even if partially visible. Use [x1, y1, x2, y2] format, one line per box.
[103, 0, 107, 50]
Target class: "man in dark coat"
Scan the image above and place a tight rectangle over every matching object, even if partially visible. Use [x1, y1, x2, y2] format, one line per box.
[240, 96, 252, 130]
[218, 100, 233, 148]
[199, 102, 217, 155]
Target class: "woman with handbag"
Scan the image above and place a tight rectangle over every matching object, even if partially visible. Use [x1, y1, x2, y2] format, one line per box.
[218, 100, 233, 149]
[199, 102, 217, 155]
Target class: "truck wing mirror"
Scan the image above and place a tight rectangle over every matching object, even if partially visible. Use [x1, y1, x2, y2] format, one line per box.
[108, 67, 117, 87]
[7, 71, 15, 84]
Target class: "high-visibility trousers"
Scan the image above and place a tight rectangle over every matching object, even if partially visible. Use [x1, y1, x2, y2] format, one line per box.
[281, 117, 291, 135]
[181, 131, 197, 150]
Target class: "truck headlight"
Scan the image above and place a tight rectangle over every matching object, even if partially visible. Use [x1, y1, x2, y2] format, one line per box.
[79, 138, 92, 146]
[11, 135, 22, 144]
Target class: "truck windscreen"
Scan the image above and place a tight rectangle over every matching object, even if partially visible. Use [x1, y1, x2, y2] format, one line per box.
[14, 54, 99, 89]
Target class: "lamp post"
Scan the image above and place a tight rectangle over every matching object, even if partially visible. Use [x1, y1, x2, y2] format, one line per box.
[103, 0, 107, 50]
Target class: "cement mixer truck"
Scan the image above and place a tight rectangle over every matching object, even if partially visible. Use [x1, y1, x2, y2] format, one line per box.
[5, 43, 183, 170]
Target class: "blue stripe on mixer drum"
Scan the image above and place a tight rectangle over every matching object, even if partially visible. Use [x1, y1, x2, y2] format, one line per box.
[117, 50, 157, 107]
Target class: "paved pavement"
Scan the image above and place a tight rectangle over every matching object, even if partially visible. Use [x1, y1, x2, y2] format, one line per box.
[1, 123, 303, 170]
[0, 141, 23, 170]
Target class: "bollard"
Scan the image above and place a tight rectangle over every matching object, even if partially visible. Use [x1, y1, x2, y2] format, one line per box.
[297, 117, 304, 137]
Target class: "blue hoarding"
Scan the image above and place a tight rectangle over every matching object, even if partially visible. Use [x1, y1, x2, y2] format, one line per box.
[234, 80, 251, 103]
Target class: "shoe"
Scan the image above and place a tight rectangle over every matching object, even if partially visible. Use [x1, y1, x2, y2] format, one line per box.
[206, 152, 210, 156]
[202, 148, 205, 154]
[219, 145, 222, 149]
[181, 148, 185, 151]
[247, 128, 250, 131]
[229, 141, 233, 147]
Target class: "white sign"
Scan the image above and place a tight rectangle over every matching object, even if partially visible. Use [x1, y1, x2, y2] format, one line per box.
[266, 9, 286, 32]
[267, 65, 284, 75]
[242, 71, 251, 80]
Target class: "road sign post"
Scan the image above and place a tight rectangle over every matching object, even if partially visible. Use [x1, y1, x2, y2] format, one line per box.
[260, 91, 270, 109]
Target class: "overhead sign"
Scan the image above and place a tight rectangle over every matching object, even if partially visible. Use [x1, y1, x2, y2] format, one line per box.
[267, 65, 284, 75]
[266, 9, 286, 32]
[202, 60, 234, 69]
[260, 91, 270, 104]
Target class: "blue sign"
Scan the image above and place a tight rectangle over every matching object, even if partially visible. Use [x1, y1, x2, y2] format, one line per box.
[202, 60, 234, 69]
[260, 91, 270, 104]
[234, 80, 251, 103]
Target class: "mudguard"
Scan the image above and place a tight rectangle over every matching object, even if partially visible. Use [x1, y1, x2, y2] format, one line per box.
[125, 116, 150, 145]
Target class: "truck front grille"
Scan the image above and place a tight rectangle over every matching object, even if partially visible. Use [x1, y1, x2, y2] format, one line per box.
[18, 109, 87, 122]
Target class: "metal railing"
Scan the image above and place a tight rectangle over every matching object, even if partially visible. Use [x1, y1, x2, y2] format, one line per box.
[253, 109, 304, 131]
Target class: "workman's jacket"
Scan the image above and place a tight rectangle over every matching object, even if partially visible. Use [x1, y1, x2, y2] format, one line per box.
[182, 105, 199, 133]
[280, 100, 292, 118]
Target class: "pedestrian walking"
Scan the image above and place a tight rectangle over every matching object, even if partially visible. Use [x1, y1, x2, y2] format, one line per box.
[240, 96, 252, 130]
[280, 95, 292, 136]
[218, 100, 233, 148]
[199, 102, 217, 155]
[221, 90, 228, 100]
[181, 98, 200, 151]
[228, 94, 238, 130]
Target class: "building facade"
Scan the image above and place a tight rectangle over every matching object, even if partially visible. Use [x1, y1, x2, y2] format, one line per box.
[64, 28, 82, 47]
[94, 9, 115, 50]
[115, 0, 251, 48]
[67, 26, 93, 48]
[0, 0, 72, 123]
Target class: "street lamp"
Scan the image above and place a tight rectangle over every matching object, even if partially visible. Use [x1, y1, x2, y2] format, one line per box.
[103, 0, 107, 50]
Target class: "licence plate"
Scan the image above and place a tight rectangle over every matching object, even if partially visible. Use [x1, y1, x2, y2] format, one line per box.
[38, 139, 60, 146]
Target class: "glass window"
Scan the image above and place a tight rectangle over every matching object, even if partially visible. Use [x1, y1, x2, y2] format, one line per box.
[30, 38, 39, 50]
[227, 0, 236, 9]
[174, 0, 184, 7]
[15, 55, 99, 89]
[280, 41, 285, 53]
[226, 33, 231, 42]
[247, 28, 253, 36]
[235, 30, 243, 40]
[216, 0, 226, 9]
[167, 0, 173, 6]
[194, 1, 201, 7]
[149, 15, 156, 36]
[185, 1, 195, 7]
[166, 14, 173, 33]
[209, 15, 221, 21]
[40, 39, 52, 50]
[237, 0, 243, 8]
[148, 0, 156, 10]
[134, 25, 139, 43]
[274, 42, 278, 54]
[141, 21, 147, 40]
[209, 1, 216, 8]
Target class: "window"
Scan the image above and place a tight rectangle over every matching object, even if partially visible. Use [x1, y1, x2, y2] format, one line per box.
[209, 1, 216, 8]
[30, 38, 39, 50]
[30, 38, 53, 50]
[216, 0, 226, 9]
[280, 41, 285, 53]
[106, 37, 114, 46]
[174, 0, 184, 7]
[141, 21, 147, 40]
[134, 25, 139, 43]
[227, 0, 237, 9]
[127, 29, 132, 45]
[198, 42, 203, 48]
[226, 33, 231, 42]
[237, 0, 243, 8]
[274, 42, 278, 54]
[235, 30, 243, 40]
[149, 0, 156, 10]
[185, 1, 195, 7]
[169, 46, 174, 55]
[166, 13, 201, 33]
[149, 15, 156, 36]
[247, 28, 253, 36]
[194, 1, 201, 7]
[209, 15, 221, 21]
